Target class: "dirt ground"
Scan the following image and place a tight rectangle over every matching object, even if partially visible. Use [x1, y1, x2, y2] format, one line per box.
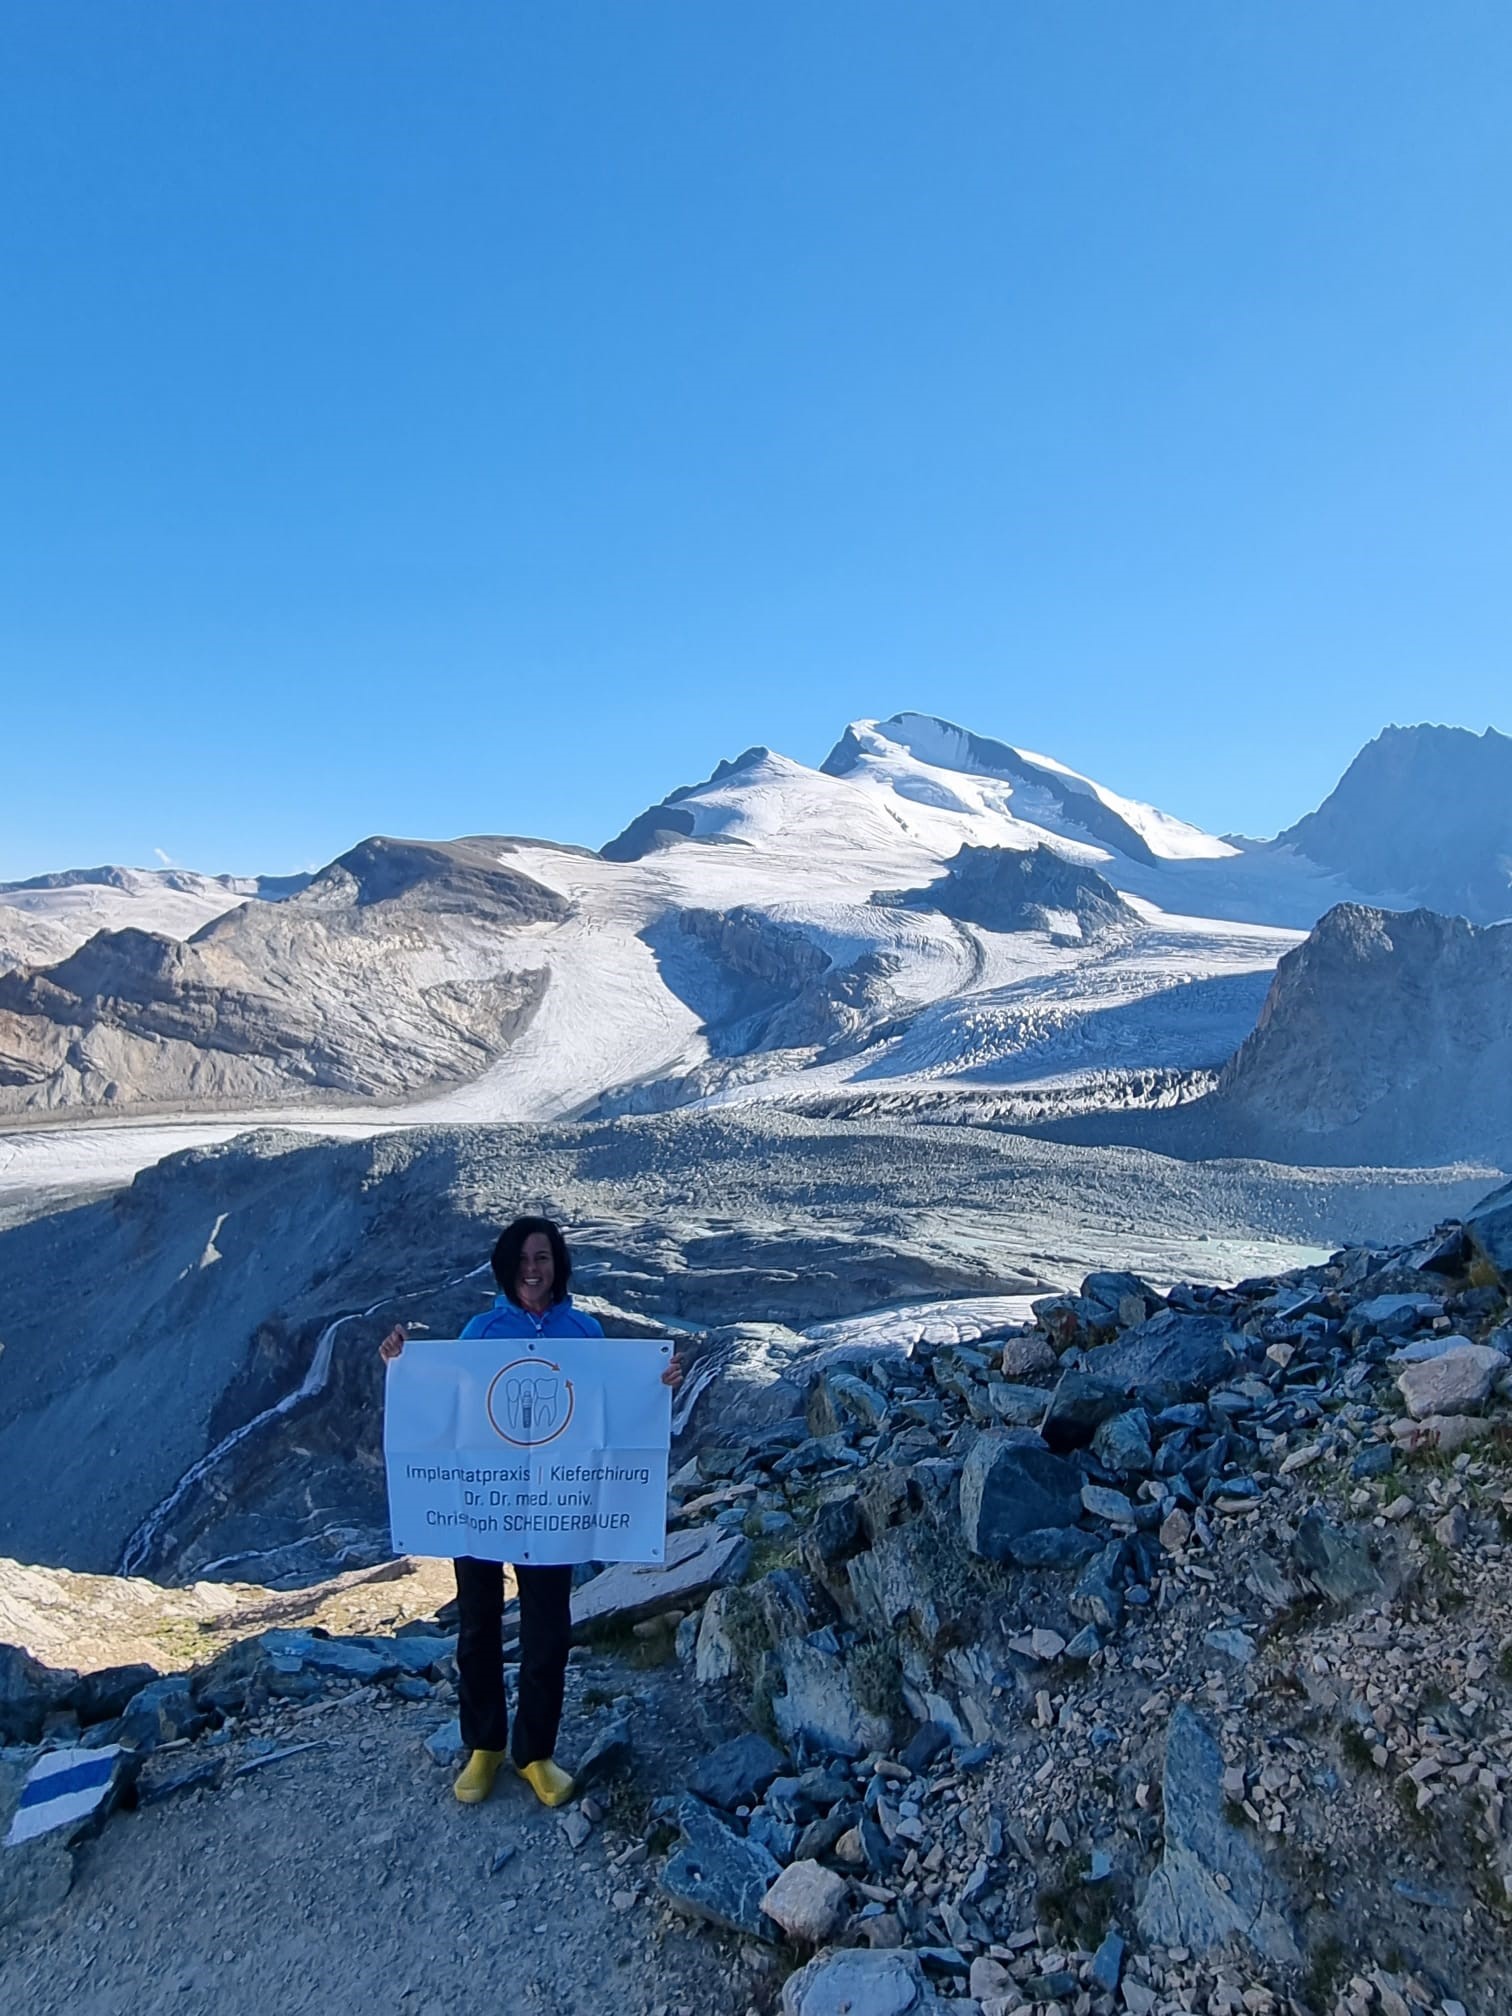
[0, 1653, 768, 2016]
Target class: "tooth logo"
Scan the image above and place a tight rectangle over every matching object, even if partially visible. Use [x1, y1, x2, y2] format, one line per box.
[486, 1357, 574, 1447]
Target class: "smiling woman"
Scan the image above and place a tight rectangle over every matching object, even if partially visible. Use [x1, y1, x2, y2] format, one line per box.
[377, 1212, 682, 1809]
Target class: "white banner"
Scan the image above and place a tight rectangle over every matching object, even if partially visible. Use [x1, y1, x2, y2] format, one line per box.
[384, 1336, 673, 1566]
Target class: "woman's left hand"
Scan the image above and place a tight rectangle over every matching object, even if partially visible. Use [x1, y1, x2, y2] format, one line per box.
[661, 1355, 685, 1390]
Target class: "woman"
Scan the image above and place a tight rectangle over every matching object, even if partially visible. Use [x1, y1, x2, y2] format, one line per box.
[380, 1214, 683, 1808]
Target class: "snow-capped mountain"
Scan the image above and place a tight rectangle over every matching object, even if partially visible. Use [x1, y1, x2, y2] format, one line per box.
[1274, 723, 1512, 923]
[0, 712, 1499, 1151]
[0, 716, 1340, 1126]
[0, 865, 307, 972]
[821, 714, 1239, 865]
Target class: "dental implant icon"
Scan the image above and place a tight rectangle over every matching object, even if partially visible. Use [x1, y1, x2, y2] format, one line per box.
[487, 1358, 574, 1447]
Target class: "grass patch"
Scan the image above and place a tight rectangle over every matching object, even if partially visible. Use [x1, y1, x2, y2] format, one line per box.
[849, 1635, 904, 1721]
[604, 1774, 653, 1836]
[1393, 1775, 1432, 1834]
[152, 1618, 220, 1667]
[1305, 1936, 1349, 2011]
[1340, 1725, 1375, 1772]
[744, 1533, 803, 1580]
[580, 1615, 678, 1670]
[1036, 1852, 1116, 1949]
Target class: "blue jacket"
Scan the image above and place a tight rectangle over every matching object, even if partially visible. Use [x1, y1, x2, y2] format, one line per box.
[460, 1294, 604, 1342]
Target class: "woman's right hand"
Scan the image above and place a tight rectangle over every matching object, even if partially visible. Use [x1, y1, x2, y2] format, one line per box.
[378, 1324, 407, 1363]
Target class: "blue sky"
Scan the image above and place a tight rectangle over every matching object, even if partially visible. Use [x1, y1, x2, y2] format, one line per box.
[3, 4, 1508, 878]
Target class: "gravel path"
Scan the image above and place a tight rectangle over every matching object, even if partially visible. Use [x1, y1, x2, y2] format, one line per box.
[1, 1668, 762, 2016]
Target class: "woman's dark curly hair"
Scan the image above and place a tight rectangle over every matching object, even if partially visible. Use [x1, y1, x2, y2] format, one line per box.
[490, 1215, 572, 1306]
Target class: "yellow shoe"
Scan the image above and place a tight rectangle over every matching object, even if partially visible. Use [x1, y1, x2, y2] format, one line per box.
[454, 1748, 506, 1804]
[516, 1758, 575, 1808]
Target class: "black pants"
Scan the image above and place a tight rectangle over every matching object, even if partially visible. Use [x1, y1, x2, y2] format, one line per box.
[454, 1557, 573, 1765]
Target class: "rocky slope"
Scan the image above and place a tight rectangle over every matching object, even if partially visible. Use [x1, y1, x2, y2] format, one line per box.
[0, 1110, 1485, 1587]
[1275, 724, 1512, 924]
[4, 1184, 1512, 2013]
[0, 837, 562, 1112]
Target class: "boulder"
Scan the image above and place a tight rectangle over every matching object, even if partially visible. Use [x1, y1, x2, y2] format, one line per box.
[693, 1590, 741, 1684]
[574, 1713, 633, 1792]
[751, 1569, 816, 1644]
[377, 1634, 455, 1677]
[1007, 1526, 1102, 1569]
[845, 1521, 955, 1652]
[1031, 1295, 1119, 1352]
[959, 1435, 1080, 1560]
[573, 1525, 751, 1632]
[1080, 1311, 1235, 1407]
[773, 1635, 893, 1759]
[67, 1663, 160, 1726]
[1070, 1544, 1125, 1632]
[1000, 1333, 1057, 1377]
[660, 1796, 781, 1940]
[1467, 1179, 1512, 1284]
[759, 1858, 850, 1943]
[1090, 1931, 1126, 1994]
[1081, 1270, 1157, 1318]
[1137, 1705, 1300, 1965]
[781, 1946, 935, 2016]
[1390, 1412, 1493, 1456]
[192, 1628, 396, 1713]
[1, 1643, 71, 1745]
[424, 1717, 465, 1765]
[3, 1745, 131, 1850]
[1291, 1510, 1386, 1605]
[806, 1493, 866, 1566]
[1396, 1344, 1504, 1420]
[1092, 1409, 1154, 1476]
[1388, 1332, 1477, 1366]
[1039, 1371, 1127, 1453]
[687, 1732, 788, 1813]
[117, 1676, 208, 1751]
[1343, 1293, 1441, 1341]
[807, 1372, 886, 1439]
[900, 1722, 951, 1774]
[987, 1382, 1051, 1428]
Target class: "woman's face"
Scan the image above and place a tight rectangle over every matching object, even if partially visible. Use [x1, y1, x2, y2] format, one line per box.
[517, 1232, 555, 1305]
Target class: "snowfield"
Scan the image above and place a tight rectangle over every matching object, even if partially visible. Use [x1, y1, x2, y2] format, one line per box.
[0, 713, 1402, 1198]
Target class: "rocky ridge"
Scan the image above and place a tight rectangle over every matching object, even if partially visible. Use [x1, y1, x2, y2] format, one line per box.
[1202, 905, 1512, 1165]
[1274, 725, 1512, 926]
[887, 847, 1139, 943]
[0, 836, 563, 1113]
[5, 1182, 1512, 2012]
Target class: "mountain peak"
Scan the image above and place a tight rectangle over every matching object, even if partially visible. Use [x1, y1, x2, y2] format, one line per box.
[825, 712, 1235, 867]
[1277, 722, 1512, 922]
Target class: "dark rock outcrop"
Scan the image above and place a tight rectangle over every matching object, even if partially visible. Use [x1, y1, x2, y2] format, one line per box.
[885, 843, 1138, 941]
[1202, 903, 1512, 1164]
[1137, 1706, 1300, 1965]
